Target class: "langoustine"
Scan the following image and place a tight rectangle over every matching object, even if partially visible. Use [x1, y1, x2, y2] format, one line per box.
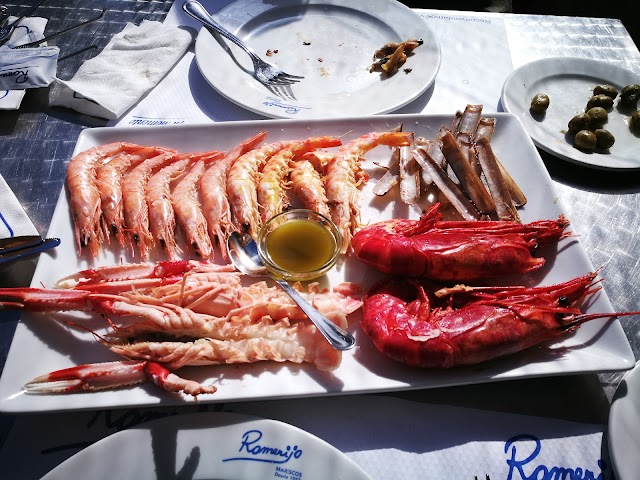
[361, 272, 638, 368]
[200, 131, 267, 260]
[351, 203, 570, 282]
[67, 142, 148, 257]
[324, 130, 413, 254]
[257, 136, 342, 223]
[97, 146, 166, 247]
[0, 261, 363, 396]
[146, 156, 193, 259]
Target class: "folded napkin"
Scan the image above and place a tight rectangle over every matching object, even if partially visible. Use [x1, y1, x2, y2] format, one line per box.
[0, 175, 38, 239]
[0, 16, 57, 110]
[49, 20, 193, 120]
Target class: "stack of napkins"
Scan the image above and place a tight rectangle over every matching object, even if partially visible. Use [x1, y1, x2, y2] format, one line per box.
[50, 20, 193, 120]
[0, 16, 58, 110]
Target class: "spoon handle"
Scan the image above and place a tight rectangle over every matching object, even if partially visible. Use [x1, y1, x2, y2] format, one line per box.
[274, 279, 356, 351]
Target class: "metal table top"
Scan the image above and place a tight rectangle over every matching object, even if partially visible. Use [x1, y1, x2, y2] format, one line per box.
[0, 0, 639, 450]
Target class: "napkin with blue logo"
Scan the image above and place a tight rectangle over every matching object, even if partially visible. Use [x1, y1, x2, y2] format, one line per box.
[49, 20, 193, 120]
[0, 174, 38, 239]
[0, 16, 58, 109]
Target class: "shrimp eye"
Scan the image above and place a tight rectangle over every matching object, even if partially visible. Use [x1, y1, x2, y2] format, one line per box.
[558, 296, 570, 307]
[111, 224, 118, 235]
[242, 223, 250, 233]
[133, 234, 140, 243]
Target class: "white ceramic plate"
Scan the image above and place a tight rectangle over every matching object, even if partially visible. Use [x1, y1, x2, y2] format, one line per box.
[501, 57, 640, 170]
[41, 411, 372, 480]
[194, 0, 441, 119]
[0, 113, 635, 414]
[608, 362, 640, 480]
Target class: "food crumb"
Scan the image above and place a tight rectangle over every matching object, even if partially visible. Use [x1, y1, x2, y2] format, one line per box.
[404, 68, 412, 74]
[266, 49, 278, 56]
[303, 41, 311, 46]
[318, 58, 323, 62]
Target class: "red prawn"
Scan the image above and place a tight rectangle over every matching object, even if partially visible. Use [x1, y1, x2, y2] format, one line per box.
[361, 272, 638, 368]
[351, 203, 570, 282]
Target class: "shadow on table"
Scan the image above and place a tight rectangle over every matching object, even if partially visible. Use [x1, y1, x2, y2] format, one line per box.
[538, 149, 640, 194]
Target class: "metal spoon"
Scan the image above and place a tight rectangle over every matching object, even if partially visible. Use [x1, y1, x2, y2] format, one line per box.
[227, 232, 356, 351]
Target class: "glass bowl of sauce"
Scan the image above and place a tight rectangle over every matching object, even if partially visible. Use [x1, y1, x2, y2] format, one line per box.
[257, 209, 341, 281]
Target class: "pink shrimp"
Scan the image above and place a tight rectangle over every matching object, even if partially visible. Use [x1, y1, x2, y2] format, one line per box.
[96, 146, 167, 247]
[170, 158, 213, 259]
[257, 136, 342, 223]
[146, 156, 194, 260]
[325, 131, 414, 254]
[200, 131, 267, 260]
[290, 155, 331, 218]
[227, 140, 297, 238]
[122, 151, 180, 260]
[66, 142, 145, 257]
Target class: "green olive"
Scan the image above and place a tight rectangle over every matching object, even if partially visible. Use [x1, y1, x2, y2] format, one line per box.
[594, 129, 615, 149]
[530, 93, 550, 113]
[568, 113, 591, 133]
[619, 84, 640, 108]
[586, 107, 608, 128]
[593, 84, 618, 99]
[586, 94, 614, 111]
[630, 111, 640, 134]
[574, 130, 597, 152]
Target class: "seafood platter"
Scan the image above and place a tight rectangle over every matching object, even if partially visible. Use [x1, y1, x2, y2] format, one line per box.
[0, 107, 635, 413]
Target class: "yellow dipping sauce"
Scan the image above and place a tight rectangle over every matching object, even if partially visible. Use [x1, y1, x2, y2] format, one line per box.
[265, 219, 336, 273]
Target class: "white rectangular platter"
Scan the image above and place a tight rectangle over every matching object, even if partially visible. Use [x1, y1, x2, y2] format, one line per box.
[0, 113, 634, 413]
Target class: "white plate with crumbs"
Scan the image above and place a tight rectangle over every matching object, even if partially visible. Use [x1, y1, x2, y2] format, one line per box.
[0, 113, 634, 414]
[194, 0, 441, 119]
[41, 412, 372, 480]
[501, 57, 640, 170]
[609, 362, 640, 480]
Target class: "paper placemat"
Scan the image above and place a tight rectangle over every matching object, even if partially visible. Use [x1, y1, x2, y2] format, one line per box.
[0, 395, 610, 479]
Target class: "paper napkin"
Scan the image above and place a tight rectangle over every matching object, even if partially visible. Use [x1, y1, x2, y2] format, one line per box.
[0, 395, 612, 479]
[49, 20, 193, 120]
[0, 174, 39, 239]
[0, 16, 56, 110]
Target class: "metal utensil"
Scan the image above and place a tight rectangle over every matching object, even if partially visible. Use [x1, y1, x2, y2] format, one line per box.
[12, 8, 106, 49]
[182, 0, 304, 87]
[0, 236, 60, 264]
[227, 232, 355, 351]
[0, 0, 47, 46]
[0, 6, 10, 29]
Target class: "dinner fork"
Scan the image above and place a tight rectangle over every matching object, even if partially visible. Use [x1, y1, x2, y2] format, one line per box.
[0, 0, 47, 46]
[182, 0, 304, 87]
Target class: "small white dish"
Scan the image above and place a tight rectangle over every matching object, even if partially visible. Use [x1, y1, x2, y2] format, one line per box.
[194, 0, 441, 119]
[501, 57, 640, 170]
[41, 411, 372, 480]
[608, 361, 640, 480]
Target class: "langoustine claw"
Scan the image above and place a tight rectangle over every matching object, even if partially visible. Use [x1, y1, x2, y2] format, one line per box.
[24, 360, 217, 397]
